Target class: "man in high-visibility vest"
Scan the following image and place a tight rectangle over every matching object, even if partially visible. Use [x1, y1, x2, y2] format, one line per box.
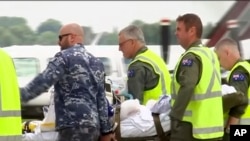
[0, 48, 22, 141]
[215, 38, 250, 141]
[118, 25, 172, 105]
[171, 13, 224, 141]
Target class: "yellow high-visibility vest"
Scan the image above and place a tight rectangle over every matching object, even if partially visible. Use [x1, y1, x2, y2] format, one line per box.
[129, 49, 172, 105]
[172, 47, 224, 139]
[227, 61, 250, 125]
[0, 49, 22, 140]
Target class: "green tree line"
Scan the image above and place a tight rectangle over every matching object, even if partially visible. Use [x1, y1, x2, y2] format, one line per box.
[0, 16, 214, 47]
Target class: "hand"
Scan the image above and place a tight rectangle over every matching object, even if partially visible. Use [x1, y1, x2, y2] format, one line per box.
[100, 133, 116, 141]
[170, 117, 180, 129]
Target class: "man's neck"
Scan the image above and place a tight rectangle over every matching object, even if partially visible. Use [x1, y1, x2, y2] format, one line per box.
[185, 39, 202, 50]
[132, 46, 146, 59]
[230, 56, 241, 70]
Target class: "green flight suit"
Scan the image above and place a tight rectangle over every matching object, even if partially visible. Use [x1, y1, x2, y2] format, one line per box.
[170, 40, 223, 141]
[127, 47, 162, 104]
[170, 40, 247, 141]
[222, 60, 249, 141]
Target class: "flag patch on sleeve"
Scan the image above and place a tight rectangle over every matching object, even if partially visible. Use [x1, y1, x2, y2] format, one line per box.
[232, 73, 245, 81]
[128, 69, 135, 77]
[181, 59, 193, 66]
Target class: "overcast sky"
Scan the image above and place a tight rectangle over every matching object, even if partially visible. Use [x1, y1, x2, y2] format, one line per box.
[0, 1, 235, 33]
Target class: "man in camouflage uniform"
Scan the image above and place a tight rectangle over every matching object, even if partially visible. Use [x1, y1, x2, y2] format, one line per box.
[20, 23, 115, 141]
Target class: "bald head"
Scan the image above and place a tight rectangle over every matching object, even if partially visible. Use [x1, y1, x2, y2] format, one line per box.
[58, 23, 84, 50]
[60, 23, 84, 36]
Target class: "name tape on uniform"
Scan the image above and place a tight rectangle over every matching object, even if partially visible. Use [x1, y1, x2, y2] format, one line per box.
[230, 125, 250, 141]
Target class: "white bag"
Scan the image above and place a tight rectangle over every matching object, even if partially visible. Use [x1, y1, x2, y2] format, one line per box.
[150, 95, 171, 114]
[40, 88, 56, 131]
[120, 99, 140, 121]
[22, 131, 58, 141]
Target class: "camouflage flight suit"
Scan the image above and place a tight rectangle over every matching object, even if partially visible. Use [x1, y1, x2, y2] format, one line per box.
[21, 44, 113, 141]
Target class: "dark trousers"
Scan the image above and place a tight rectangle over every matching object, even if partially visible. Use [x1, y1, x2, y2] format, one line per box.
[170, 120, 221, 141]
[221, 132, 229, 141]
[57, 125, 100, 141]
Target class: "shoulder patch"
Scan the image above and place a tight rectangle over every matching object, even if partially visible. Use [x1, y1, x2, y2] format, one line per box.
[128, 69, 135, 77]
[181, 59, 193, 66]
[232, 73, 245, 81]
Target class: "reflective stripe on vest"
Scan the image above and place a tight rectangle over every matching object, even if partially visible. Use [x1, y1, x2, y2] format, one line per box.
[172, 47, 221, 101]
[174, 47, 222, 118]
[239, 94, 250, 125]
[240, 118, 250, 124]
[135, 56, 167, 95]
[0, 49, 22, 140]
[129, 49, 171, 104]
[193, 126, 223, 134]
[227, 61, 250, 125]
[0, 92, 20, 117]
[0, 135, 22, 140]
[172, 47, 224, 139]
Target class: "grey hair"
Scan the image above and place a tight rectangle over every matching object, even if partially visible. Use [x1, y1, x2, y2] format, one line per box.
[215, 38, 239, 52]
[119, 25, 145, 43]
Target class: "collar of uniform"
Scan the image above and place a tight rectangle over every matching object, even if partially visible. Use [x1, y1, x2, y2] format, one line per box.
[74, 43, 83, 47]
[237, 59, 244, 62]
[70, 43, 85, 49]
[232, 58, 244, 67]
[187, 40, 203, 49]
[132, 46, 148, 59]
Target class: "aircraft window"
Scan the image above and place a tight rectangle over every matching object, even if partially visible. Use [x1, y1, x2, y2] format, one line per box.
[13, 58, 40, 78]
[98, 57, 112, 76]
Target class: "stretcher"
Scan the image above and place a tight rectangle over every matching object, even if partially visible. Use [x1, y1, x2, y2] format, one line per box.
[111, 91, 171, 141]
[111, 84, 238, 141]
[22, 82, 172, 141]
[114, 106, 171, 141]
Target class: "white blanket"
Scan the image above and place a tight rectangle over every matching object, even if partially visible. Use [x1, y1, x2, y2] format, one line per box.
[22, 112, 170, 141]
[22, 131, 58, 141]
[22, 101, 171, 140]
[222, 84, 237, 95]
[121, 105, 171, 137]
